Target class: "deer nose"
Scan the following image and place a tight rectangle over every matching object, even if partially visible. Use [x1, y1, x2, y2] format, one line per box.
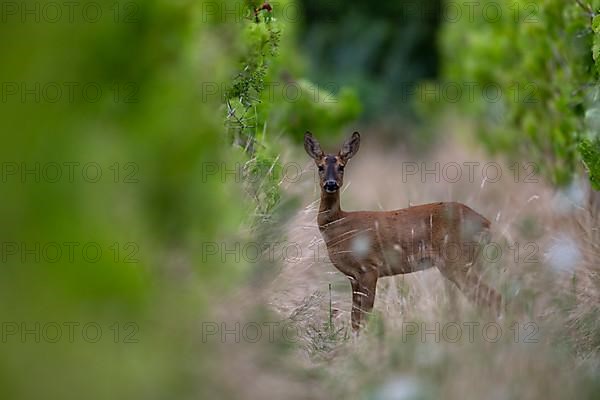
[323, 180, 339, 193]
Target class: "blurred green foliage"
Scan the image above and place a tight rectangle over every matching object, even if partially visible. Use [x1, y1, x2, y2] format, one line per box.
[579, 137, 600, 189]
[266, 79, 362, 142]
[438, 0, 600, 188]
[299, 0, 441, 144]
[0, 0, 272, 398]
[224, 0, 361, 218]
[0, 1, 361, 396]
[4, 1, 598, 398]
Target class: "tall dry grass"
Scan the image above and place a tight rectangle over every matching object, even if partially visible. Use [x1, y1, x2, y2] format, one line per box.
[204, 131, 600, 399]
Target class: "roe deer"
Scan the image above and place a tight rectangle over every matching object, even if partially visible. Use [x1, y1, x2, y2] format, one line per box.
[304, 131, 502, 332]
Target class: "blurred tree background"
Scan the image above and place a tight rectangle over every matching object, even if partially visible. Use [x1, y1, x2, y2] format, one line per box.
[1, 0, 599, 399]
[296, 0, 600, 192]
[0, 1, 259, 398]
[437, 0, 600, 192]
[298, 0, 441, 147]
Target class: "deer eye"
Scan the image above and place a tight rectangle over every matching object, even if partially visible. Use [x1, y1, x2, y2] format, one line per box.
[338, 165, 345, 172]
[318, 165, 324, 172]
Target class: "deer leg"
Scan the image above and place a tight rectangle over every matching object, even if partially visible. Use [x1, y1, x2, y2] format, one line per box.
[441, 264, 502, 317]
[356, 270, 378, 330]
[434, 255, 460, 316]
[349, 277, 362, 332]
[464, 271, 502, 317]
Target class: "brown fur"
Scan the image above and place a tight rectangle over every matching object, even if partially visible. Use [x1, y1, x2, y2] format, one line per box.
[305, 131, 502, 332]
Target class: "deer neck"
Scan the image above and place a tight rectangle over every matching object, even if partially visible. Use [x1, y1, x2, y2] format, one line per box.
[318, 190, 344, 228]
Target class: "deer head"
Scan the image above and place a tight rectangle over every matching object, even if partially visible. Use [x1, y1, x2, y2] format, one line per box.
[304, 131, 361, 194]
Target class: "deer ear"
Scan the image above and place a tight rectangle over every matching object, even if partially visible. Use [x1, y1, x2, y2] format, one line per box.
[339, 131, 360, 161]
[304, 131, 323, 160]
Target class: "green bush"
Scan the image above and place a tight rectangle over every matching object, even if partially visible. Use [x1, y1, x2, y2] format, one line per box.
[223, 0, 361, 218]
[438, 0, 600, 188]
[0, 1, 263, 398]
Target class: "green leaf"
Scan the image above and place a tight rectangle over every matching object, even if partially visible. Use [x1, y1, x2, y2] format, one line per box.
[578, 138, 600, 190]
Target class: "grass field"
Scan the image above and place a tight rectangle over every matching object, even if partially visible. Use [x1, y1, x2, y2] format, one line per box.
[203, 132, 600, 399]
